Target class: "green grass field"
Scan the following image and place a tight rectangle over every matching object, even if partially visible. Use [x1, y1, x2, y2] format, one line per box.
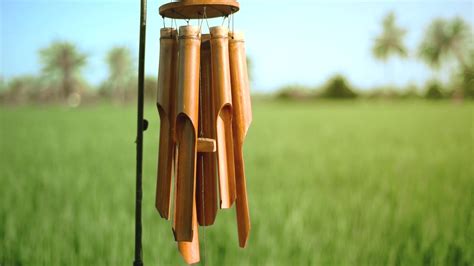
[1, 101, 473, 265]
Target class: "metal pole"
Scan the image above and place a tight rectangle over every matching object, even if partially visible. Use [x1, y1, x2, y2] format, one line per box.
[134, 0, 147, 265]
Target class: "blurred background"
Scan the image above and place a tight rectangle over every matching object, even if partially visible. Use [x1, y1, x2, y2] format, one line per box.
[1, 0, 473, 265]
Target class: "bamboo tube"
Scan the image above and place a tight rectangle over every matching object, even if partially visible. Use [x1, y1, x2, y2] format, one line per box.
[156, 27, 178, 220]
[196, 34, 218, 226]
[178, 199, 200, 264]
[229, 31, 252, 248]
[195, 151, 204, 224]
[210, 26, 236, 209]
[174, 25, 201, 242]
[195, 101, 204, 227]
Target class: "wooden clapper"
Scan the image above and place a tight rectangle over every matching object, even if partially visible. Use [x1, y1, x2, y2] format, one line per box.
[154, 0, 252, 264]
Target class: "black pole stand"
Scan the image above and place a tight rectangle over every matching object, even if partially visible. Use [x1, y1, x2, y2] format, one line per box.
[134, 0, 147, 265]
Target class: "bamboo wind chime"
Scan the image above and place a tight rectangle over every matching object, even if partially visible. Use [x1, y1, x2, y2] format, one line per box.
[155, 0, 252, 263]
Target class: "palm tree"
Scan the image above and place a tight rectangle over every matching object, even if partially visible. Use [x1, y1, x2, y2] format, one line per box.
[372, 12, 408, 61]
[40, 41, 87, 99]
[459, 48, 474, 98]
[372, 12, 408, 88]
[103, 46, 134, 101]
[418, 17, 471, 69]
[418, 17, 472, 98]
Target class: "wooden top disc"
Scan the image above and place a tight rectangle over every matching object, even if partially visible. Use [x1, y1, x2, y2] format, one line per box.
[159, 0, 240, 19]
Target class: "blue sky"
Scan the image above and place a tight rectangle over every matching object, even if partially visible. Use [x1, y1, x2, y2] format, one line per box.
[1, 0, 473, 91]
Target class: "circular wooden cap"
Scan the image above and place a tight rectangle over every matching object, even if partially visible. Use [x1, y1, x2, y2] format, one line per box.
[159, 0, 240, 19]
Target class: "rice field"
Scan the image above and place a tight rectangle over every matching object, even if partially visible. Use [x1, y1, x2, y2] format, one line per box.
[1, 100, 473, 265]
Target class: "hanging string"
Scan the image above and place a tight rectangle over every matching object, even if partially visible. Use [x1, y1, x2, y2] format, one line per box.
[221, 15, 228, 27]
[198, 8, 205, 33]
[231, 11, 235, 36]
[202, 6, 211, 33]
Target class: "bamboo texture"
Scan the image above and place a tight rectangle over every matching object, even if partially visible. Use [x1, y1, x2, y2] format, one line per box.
[174, 25, 201, 242]
[178, 199, 200, 264]
[210, 26, 236, 209]
[156, 27, 178, 220]
[154, 22, 252, 265]
[229, 31, 252, 248]
[196, 34, 219, 226]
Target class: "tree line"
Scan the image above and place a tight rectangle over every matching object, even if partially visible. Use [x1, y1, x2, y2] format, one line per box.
[0, 43, 150, 106]
[0, 12, 472, 105]
[276, 13, 473, 101]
